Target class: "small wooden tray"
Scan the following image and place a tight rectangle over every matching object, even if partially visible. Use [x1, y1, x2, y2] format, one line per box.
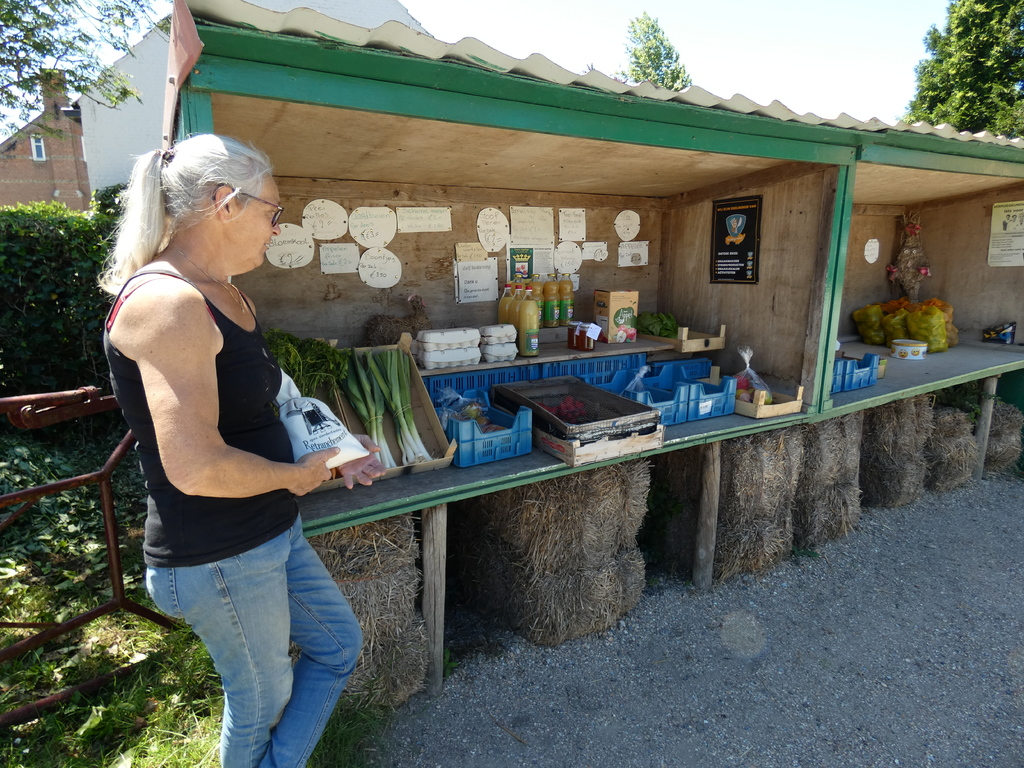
[638, 325, 727, 353]
[733, 386, 805, 419]
[533, 425, 665, 467]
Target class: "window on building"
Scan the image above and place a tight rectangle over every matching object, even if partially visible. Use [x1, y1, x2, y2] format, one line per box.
[30, 135, 46, 162]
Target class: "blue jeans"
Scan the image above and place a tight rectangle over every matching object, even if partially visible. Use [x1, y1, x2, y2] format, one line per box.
[146, 516, 362, 768]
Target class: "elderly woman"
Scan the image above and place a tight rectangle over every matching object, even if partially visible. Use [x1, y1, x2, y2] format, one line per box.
[100, 134, 384, 768]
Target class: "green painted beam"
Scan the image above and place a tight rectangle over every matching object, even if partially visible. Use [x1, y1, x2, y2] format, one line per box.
[189, 54, 855, 166]
[178, 88, 214, 138]
[858, 143, 1024, 179]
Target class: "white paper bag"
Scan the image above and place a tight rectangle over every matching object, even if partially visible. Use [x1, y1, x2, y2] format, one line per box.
[275, 374, 369, 469]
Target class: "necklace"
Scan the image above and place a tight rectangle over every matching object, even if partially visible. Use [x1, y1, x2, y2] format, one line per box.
[171, 249, 248, 314]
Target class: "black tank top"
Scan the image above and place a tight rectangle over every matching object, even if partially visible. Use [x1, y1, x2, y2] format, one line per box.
[103, 271, 297, 568]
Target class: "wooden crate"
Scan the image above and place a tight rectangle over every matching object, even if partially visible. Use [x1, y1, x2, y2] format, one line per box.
[638, 325, 727, 354]
[733, 386, 806, 419]
[533, 425, 664, 467]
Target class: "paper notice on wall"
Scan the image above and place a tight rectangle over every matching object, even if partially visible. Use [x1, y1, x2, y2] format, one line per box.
[614, 210, 641, 241]
[319, 242, 360, 274]
[618, 240, 649, 267]
[583, 241, 608, 262]
[510, 206, 555, 248]
[455, 242, 488, 261]
[357, 247, 402, 288]
[397, 207, 452, 233]
[456, 257, 498, 303]
[302, 199, 348, 240]
[989, 200, 1024, 266]
[558, 208, 586, 241]
[531, 247, 554, 276]
[477, 207, 510, 252]
[555, 241, 583, 274]
[266, 223, 315, 269]
[349, 207, 397, 248]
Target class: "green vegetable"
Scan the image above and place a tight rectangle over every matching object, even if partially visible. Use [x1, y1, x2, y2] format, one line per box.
[342, 350, 397, 469]
[365, 349, 431, 465]
[264, 328, 351, 403]
[637, 311, 679, 338]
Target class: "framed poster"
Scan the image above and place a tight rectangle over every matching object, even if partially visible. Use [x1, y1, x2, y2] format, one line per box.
[711, 196, 762, 284]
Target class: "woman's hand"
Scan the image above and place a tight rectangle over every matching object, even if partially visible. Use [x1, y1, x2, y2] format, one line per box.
[290, 448, 340, 496]
[332, 435, 387, 489]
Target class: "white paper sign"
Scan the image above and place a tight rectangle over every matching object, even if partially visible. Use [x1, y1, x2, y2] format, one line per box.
[456, 258, 499, 304]
[266, 223, 315, 269]
[864, 238, 880, 264]
[530, 246, 554, 277]
[477, 207, 510, 252]
[989, 200, 1024, 267]
[584, 241, 609, 262]
[302, 199, 348, 240]
[618, 240, 649, 267]
[510, 206, 555, 248]
[357, 247, 402, 288]
[558, 208, 586, 242]
[319, 242, 360, 274]
[614, 210, 641, 241]
[397, 207, 452, 233]
[349, 207, 397, 247]
[555, 241, 583, 274]
[455, 242, 488, 261]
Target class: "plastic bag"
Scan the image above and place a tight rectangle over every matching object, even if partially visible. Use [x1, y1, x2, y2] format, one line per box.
[276, 373, 369, 468]
[921, 298, 958, 347]
[852, 304, 886, 346]
[881, 308, 910, 346]
[435, 387, 503, 432]
[622, 365, 651, 396]
[733, 346, 772, 404]
[906, 304, 948, 353]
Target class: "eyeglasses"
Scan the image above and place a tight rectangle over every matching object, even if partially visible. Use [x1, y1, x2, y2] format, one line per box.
[220, 187, 285, 226]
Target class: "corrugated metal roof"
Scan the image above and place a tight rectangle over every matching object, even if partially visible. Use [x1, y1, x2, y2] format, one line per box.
[188, 0, 1024, 151]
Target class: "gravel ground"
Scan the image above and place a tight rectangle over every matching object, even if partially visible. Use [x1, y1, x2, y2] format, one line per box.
[374, 472, 1024, 768]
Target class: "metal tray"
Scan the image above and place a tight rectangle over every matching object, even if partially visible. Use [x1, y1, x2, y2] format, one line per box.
[492, 376, 660, 443]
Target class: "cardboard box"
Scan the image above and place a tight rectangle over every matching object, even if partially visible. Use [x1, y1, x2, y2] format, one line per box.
[315, 334, 455, 492]
[594, 290, 639, 343]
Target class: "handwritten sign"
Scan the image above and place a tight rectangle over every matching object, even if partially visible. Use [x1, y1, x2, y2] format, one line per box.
[319, 242, 360, 274]
[583, 241, 609, 262]
[555, 241, 583, 274]
[357, 247, 402, 288]
[266, 223, 315, 269]
[559, 208, 586, 241]
[618, 240, 649, 267]
[349, 207, 397, 248]
[510, 206, 554, 248]
[302, 199, 348, 240]
[614, 210, 641, 242]
[477, 207, 510, 252]
[456, 258, 499, 304]
[989, 200, 1024, 267]
[397, 207, 452, 233]
[455, 242, 488, 261]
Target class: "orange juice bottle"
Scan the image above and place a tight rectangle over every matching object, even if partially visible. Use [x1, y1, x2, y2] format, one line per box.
[498, 282, 514, 324]
[508, 279, 524, 325]
[558, 273, 574, 326]
[518, 286, 540, 356]
[531, 274, 544, 327]
[542, 273, 560, 327]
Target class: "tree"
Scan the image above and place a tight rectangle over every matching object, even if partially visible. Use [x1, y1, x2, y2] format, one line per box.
[0, 0, 154, 138]
[619, 12, 692, 91]
[906, 0, 1024, 137]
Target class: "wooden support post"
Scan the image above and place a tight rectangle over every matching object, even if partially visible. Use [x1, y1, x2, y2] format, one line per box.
[974, 376, 1000, 481]
[693, 441, 721, 591]
[421, 503, 447, 697]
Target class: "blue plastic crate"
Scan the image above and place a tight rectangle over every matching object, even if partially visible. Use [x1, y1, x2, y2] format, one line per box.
[640, 365, 737, 421]
[644, 357, 713, 381]
[595, 370, 689, 426]
[424, 365, 538, 406]
[831, 354, 880, 394]
[438, 389, 533, 468]
[540, 353, 648, 385]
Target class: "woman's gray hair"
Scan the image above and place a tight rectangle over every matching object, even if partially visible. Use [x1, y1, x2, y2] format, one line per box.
[99, 134, 273, 294]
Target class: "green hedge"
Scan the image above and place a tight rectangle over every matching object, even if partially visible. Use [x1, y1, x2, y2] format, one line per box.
[0, 192, 120, 397]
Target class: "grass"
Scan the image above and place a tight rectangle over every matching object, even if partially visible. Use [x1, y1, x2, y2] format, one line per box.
[1, 427, 390, 767]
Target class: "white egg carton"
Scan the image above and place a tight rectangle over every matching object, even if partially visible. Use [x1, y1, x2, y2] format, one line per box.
[415, 346, 482, 370]
[415, 327, 481, 351]
[479, 324, 517, 344]
[481, 342, 517, 363]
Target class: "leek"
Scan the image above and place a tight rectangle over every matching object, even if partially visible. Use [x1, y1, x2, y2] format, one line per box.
[366, 349, 431, 465]
[341, 351, 397, 468]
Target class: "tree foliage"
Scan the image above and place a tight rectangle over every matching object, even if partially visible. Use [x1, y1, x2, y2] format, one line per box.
[906, 0, 1024, 137]
[0, 0, 154, 138]
[619, 12, 692, 91]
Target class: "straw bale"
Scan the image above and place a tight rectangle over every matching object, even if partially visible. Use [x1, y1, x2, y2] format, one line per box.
[925, 406, 978, 492]
[793, 412, 863, 548]
[986, 401, 1024, 473]
[715, 428, 804, 581]
[859, 395, 934, 508]
[344, 615, 427, 706]
[310, 514, 417, 581]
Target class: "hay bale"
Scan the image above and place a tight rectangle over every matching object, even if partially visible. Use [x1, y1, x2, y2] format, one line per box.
[309, 515, 426, 706]
[986, 400, 1024, 473]
[715, 427, 804, 581]
[793, 412, 863, 548]
[925, 406, 978, 492]
[859, 395, 935, 508]
[451, 460, 650, 645]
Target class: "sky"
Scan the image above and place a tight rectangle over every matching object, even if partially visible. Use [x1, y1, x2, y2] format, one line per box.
[397, 0, 952, 124]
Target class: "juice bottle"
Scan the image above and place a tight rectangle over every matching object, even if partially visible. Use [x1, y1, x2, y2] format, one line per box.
[517, 286, 540, 356]
[497, 282, 514, 324]
[531, 274, 544, 327]
[542, 273, 560, 327]
[558, 273, 575, 326]
[508, 279, 524, 326]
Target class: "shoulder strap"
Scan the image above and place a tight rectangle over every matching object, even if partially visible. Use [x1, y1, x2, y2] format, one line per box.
[106, 270, 214, 332]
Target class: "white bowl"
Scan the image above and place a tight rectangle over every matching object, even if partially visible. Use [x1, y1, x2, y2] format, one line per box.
[890, 339, 928, 360]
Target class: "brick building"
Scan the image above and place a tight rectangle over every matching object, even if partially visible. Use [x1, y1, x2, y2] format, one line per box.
[0, 77, 91, 210]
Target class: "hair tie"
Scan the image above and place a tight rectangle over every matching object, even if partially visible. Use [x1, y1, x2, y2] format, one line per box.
[159, 148, 175, 167]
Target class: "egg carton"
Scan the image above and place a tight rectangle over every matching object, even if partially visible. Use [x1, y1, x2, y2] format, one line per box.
[415, 327, 481, 351]
[416, 346, 482, 370]
[479, 324, 517, 345]
[481, 342, 517, 363]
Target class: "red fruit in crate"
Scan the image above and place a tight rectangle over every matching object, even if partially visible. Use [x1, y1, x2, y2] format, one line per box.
[735, 375, 752, 390]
